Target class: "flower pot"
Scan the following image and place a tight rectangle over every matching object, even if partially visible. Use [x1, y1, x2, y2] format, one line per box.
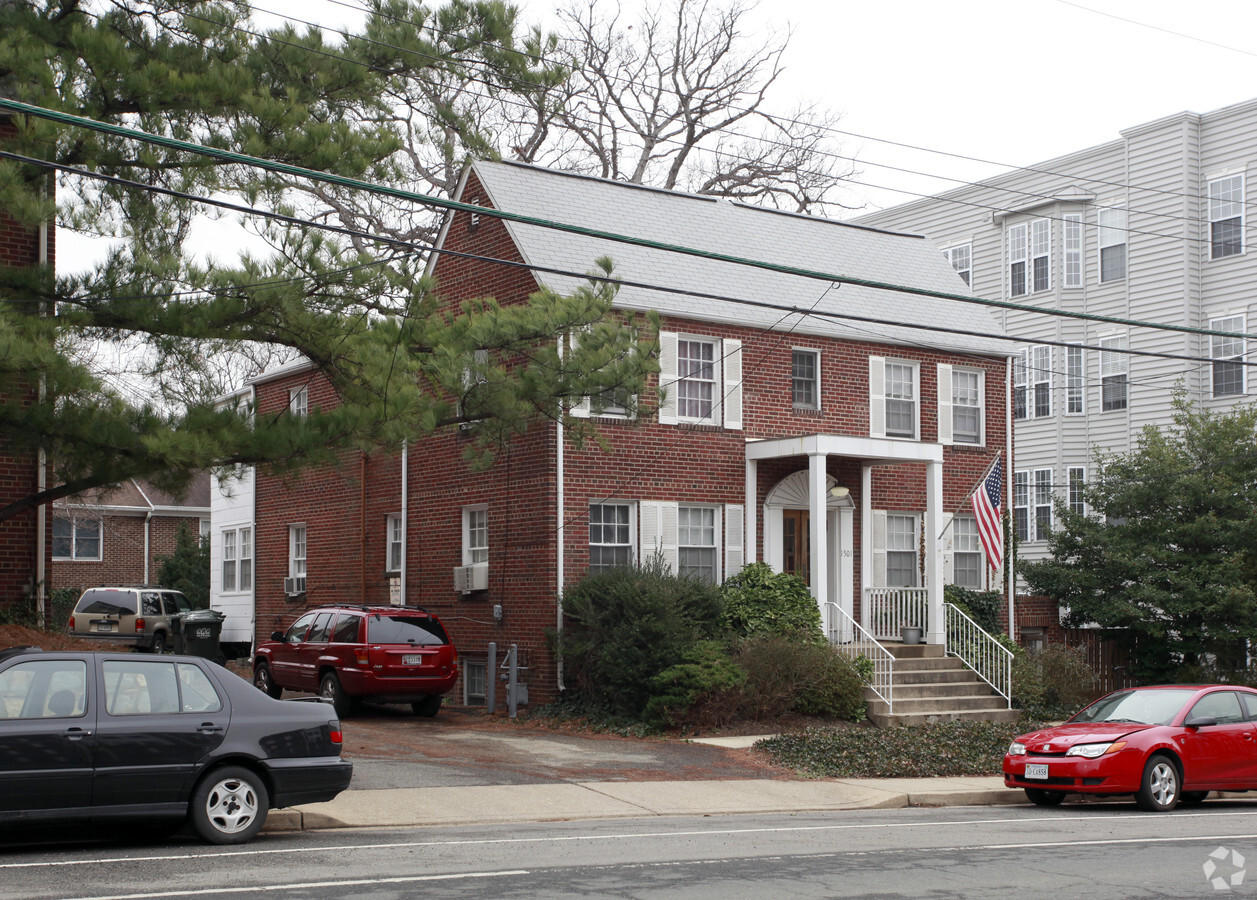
[901, 626, 923, 645]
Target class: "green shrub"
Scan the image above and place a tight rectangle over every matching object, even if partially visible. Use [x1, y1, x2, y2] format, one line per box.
[643, 641, 747, 728]
[554, 556, 724, 719]
[732, 634, 866, 722]
[0, 586, 78, 629]
[720, 563, 823, 640]
[944, 585, 1003, 635]
[1013, 643, 1101, 719]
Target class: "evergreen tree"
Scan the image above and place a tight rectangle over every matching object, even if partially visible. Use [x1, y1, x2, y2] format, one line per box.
[157, 524, 210, 610]
[1022, 395, 1257, 682]
[0, 0, 656, 522]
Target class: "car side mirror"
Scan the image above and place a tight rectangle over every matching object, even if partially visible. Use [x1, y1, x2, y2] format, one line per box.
[1185, 715, 1218, 729]
[271, 631, 284, 641]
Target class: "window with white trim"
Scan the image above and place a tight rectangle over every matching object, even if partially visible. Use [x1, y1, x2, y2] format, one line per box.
[1008, 222, 1028, 297]
[951, 368, 982, 444]
[289, 386, 308, 417]
[1100, 335, 1128, 411]
[1209, 174, 1244, 259]
[1008, 220, 1049, 297]
[1033, 469, 1053, 541]
[1013, 471, 1029, 542]
[463, 660, 487, 706]
[1066, 345, 1085, 415]
[791, 349, 820, 410]
[1098, 207, 1127, 282]
[952, 517, 983, 589]
[944, 244, 971, 286]
[222, 529, 237, 592]
[1031, 346, 1051, 418]
[589, 503, 634, 574]
[886, 514, 918, 587]
[1063, 214, 1083, 288]
[220, 527, 254, 592]
[289, 525, 307, 591]
[1031, 219, 1051, 292]
[386, 514, 403, 572]
[677, 339, 716, 420]
[1210, 314, 1246, 397]
[1013, 352, 1027, 421]
[462, 506, 488, 565]
[239, 527, 252, 591]
[52, 513, 101, 561]
[884, 360, 917, 439]
[1068, 467, 1086, 516]
[678, 506, 718, 583]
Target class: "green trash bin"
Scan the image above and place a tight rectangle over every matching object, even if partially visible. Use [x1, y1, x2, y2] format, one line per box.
[181, 609, 226, 663]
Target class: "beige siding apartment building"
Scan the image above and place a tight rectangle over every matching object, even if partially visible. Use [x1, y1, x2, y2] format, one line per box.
[854, 98, 1257, 586]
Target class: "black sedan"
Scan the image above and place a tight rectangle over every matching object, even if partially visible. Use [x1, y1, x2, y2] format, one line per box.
[0, 646, 352, 844]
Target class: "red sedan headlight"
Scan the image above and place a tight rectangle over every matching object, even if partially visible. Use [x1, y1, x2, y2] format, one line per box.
[1065, 741, 1126, 758]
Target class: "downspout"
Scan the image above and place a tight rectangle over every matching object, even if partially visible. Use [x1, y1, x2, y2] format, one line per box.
[35, 213, 48, 622]
[555, 341, 566, 693]
[1006, 355, 1016, 642]
[143, 510, 153, 584]
[400, 439, 408, 606]
[360, 453, 367, 605]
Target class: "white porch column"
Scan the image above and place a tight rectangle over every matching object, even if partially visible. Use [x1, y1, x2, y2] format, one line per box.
[809, 452, 829, 617]
[925, 459, 945, 645]
[745, 458, 758, 565]
[860, 464, 873, 632]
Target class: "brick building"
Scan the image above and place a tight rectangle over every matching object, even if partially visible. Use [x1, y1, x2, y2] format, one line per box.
[0, 113, 54, 617]
[51, 474, 210, 598]
[243, 161, 1013, 705]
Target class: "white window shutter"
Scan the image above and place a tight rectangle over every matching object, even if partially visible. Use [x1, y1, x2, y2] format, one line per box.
[937, 363, 953, 445]
[868, 356, 886, 438]
[725, 504, 744, 580]
[660, 502, 678, 572]
[941, 513, 954, 585]
[722, 339, 743, 430]
[871, 509, 887, 588]
[658, 332, 678, 425]
[641, 501, 661, 558]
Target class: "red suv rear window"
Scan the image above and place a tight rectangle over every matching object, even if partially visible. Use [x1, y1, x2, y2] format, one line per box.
[366, 614, 449, 646]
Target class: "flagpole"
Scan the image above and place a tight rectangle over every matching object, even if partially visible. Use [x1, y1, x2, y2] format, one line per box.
[936, 451, 1001, 542]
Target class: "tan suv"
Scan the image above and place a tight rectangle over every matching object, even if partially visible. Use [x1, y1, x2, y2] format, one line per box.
[66, 586, 195, 653]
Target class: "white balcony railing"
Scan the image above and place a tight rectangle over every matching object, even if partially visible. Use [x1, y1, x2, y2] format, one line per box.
[944, 602, 1013, 707]
[863, 587, 928, 641]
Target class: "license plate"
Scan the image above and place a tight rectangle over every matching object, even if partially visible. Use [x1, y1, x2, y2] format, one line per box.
[1025, 763, 1049, 780]
[402, 654, 420, 665]
[95, 623, 113, 633]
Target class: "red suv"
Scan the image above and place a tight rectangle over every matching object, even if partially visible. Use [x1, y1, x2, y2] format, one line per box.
[253, 605, 459, 717]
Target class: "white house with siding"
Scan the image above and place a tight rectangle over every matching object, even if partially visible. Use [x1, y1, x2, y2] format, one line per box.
[209, 387, 256, 658]
[853, 98, 1257, 603]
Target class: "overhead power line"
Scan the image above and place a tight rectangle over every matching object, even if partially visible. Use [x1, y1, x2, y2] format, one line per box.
[5, 97, 1257, 349]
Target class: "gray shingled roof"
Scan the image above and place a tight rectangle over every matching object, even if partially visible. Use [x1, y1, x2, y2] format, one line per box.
[468, 161, 1008, 357]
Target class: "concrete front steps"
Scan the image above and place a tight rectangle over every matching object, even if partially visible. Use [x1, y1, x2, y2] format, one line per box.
[863, 642, 1021, 728]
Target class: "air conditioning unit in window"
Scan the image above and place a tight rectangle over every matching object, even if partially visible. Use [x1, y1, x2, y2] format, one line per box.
[453, 564, 488, 594]
[284, 576, 306, 596]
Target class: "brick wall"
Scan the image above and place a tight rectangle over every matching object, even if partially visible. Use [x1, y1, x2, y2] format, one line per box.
[51, 513, 204, 597]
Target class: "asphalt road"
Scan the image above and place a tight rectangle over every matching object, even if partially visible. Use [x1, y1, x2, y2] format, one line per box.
[9, 803, 1257, 899]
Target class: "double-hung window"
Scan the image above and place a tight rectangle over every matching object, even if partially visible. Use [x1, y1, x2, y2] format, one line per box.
[677, 339, 716, 420]
[678, 506, 718, 583]
[952, 368, 982, 444]
[1008, 223, 1028, 297]
[952, 517, 983, 589]
[659, 332, 741, 429]
[1068, 467, 1086, 516]
[221, 527, 254, 592]
[463, 506, 488, 565]
[289, 525, 307, 592]
[1013, 353, 1028, 421]
[1209, 174, 1244, 259]
[792, 349, 820, 410]
[1100, 335, 1128, 411]
[1066, 345, 1085, 414]
[589, 503, 634, 574]
[1033, 469, 1053, 541]
[1031, 219, 1051, 292]
[1098, 207, 1127, 282]
[289, 386, 308, 417]
[52, 514, 101, 561]
[1014, 347, 1051, 419]
[222, 530, 237, 592]
[1063, 214, 1083, 288]
[1210, 314, 1246, 397]
[386, 514, 403, 572]
[884, 361, 917, 439]
[886, 515, 918, 587]
[1013, 471, 1029, 543]
[1008, 220, 1049, 296]
[944, 244, 972, 286]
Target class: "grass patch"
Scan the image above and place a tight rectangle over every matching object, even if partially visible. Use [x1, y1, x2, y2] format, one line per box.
[757, 719, 1040, 778]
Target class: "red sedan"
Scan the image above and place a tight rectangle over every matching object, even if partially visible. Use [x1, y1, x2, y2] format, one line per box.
[1004, 685, 1257, 811]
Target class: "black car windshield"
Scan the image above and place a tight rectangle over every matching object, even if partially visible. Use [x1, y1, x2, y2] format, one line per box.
[1068, 688, 1196, 727]
[367, 615, 449, 646]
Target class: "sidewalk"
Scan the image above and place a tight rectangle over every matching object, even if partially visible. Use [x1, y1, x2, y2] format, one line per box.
[265, 733, 1022, 832]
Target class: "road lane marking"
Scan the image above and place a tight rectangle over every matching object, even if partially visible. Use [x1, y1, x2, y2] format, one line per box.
[61, 870, 530, 900]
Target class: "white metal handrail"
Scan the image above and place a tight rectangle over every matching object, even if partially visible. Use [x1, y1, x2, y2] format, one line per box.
[944, 602, 1013, 708]
[826, 602, 895, 716]
[863, 587, 928, 641]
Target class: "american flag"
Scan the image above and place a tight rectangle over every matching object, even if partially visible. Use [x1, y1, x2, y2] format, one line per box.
[971, 458, 1004, 571]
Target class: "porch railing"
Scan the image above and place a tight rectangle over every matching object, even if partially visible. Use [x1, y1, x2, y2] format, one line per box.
[944, 602, 1013, 708]
[826, 602, 895, 717]
[863, 587, 928, 641]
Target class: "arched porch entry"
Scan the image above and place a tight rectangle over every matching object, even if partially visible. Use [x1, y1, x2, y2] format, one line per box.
[762, 470, 854, 639]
